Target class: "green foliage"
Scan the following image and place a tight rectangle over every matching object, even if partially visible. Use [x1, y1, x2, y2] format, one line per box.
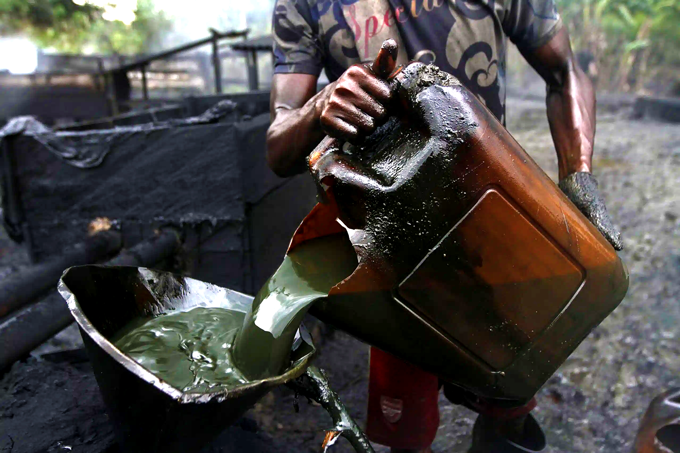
[89, 0, 172, 54]
[0, 0, 101, 51]
[0, 0, 172, 54]
[557, 0, 680, 92]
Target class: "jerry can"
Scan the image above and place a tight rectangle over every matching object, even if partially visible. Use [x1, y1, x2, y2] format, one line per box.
[291, 62, 628, 404]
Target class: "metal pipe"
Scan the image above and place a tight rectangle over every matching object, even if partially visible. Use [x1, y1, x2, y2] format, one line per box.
[114, 29, 248, 74]
[212, 34, 223, 94]
[0, 292, 73, 370]
[141, 64, 149, 100]
[0, 228, 182, 371]
[105, 227, 181, 267]
[0, 230, 123, 319]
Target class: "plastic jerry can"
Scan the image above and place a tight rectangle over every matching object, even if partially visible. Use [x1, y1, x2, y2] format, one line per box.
[291, 62, 628, 404]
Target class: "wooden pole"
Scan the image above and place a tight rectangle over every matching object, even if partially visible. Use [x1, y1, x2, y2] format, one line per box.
[247, 50, 259, 91]
[141, 64, 149, 100]
[212, 34, 223, 94]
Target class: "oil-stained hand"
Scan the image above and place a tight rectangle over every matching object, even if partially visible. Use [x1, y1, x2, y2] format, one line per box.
[559, 171, 623, 250]
[319, 39, 398, 142]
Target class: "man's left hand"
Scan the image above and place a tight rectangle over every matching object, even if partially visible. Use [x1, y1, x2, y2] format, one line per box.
[558, 171, 623, 250]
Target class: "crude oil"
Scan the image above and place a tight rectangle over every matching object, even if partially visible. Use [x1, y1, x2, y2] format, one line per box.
[114, 233, 357, 391]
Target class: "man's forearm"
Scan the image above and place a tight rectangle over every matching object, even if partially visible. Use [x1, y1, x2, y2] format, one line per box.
[521, 28, 597, 180]
[522, 29, 621, 249]
[545, 59, 596, 180]
[266, 82, 335, 177]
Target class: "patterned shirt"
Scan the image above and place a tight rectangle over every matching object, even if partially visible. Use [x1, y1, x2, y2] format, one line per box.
[272, 0, 562, 123]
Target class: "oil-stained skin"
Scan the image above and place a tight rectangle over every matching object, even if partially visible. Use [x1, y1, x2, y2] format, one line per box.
[233, 233, 357, 380]
[265, 39, 399, 177]
[558, 171, 622, 250]
[318, 39, 399, 145]
[113, 307, 248, 393]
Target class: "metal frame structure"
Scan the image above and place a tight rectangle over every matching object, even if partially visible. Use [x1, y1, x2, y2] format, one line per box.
[105, 29, 249, 114]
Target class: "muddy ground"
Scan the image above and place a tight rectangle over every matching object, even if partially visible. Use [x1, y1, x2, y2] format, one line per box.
[1, 94, 679, 453]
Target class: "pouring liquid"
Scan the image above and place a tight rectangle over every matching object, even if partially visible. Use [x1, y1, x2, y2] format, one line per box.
[114, 233, 357, 392]
[232, 233, 357, 380]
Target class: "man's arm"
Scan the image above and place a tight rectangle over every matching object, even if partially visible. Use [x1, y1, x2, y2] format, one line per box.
[266, 74, 332, 177]
[520, 27, 622, 250]
[520, 27, 594, 180]
[266, 43, 397, 178]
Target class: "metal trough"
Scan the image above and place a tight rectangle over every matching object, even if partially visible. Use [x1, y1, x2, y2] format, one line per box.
[59, 265, 315, 453]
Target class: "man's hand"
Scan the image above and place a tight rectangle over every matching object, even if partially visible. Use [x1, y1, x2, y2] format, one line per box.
[319, 39, 398, 142]
[559, 171, 623, 250]
[521, 28, 622, 250]
[266, 40, 399, 177]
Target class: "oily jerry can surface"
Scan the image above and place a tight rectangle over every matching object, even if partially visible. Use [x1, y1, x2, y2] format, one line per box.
[292, 62, 628, 404]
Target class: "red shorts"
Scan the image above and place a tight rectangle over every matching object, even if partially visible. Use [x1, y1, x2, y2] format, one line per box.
[366, 347, 537, 449]
[366, 347, 440, 450]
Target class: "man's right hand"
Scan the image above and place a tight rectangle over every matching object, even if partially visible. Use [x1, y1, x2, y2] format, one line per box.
[319, 40, 399, 143]
[266, 40, 398, 177]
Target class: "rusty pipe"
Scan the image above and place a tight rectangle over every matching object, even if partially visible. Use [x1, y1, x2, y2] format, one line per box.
[0, 228, 181, 371]
[0, 230, 123, 319]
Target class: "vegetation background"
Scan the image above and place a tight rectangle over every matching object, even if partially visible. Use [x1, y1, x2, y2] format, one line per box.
[556, 0, 680, 94]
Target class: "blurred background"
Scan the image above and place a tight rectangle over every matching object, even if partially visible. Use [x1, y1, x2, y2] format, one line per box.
[0, 0, 279, 126]
[512, 0, 680, 96]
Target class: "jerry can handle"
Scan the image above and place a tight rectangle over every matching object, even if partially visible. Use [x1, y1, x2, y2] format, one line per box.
[307, 39, 400, 201]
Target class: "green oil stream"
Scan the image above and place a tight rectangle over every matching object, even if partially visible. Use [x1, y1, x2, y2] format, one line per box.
[113, 233, 357, 392]
[232, 233, 357, 380]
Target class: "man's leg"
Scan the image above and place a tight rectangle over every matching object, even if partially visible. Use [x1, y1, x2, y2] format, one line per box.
[468, 413, 545, 452]
[366, 347, 440, 452]
[443, 384, 544, 452]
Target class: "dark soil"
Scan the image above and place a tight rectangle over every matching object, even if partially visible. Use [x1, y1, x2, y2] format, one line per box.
[0, 351, 116, 453]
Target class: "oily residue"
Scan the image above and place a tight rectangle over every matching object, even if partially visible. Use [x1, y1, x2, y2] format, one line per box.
[113, 307, 248, 393]
[114, 233, 357, 392]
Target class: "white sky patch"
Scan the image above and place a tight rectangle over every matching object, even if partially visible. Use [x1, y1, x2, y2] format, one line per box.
[0, 38, 38, 74]
[153, 0, 274, 47]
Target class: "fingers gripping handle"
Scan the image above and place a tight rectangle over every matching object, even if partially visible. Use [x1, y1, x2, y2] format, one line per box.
[308, 39, 400, 196]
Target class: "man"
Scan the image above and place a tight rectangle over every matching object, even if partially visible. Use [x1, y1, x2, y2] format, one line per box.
[266, 1, 622, 451]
